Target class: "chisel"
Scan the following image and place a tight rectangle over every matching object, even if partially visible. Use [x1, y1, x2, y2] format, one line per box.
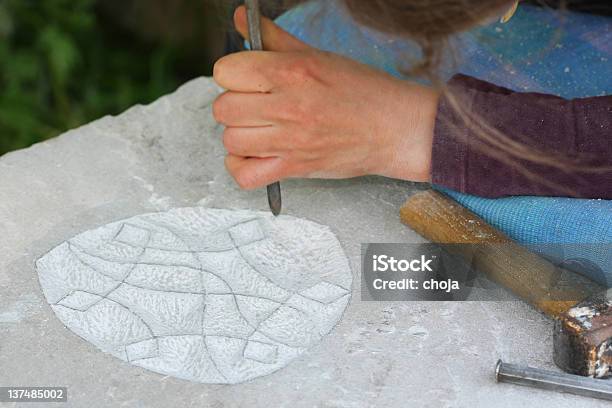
[496, 360, 612, 401]
[245, 0, 282, 216]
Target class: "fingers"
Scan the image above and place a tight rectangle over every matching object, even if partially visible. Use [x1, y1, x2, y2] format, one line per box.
[214, 5, 312, 92]
[213, 91, 275, 127]
[234, 5, 311, 52]
[217, 6, 321, 189]
[225, 155, 286, 189]
[213, 52, 278, 92]
[222, 126, 282, 157]
[214, 50, 318, 93]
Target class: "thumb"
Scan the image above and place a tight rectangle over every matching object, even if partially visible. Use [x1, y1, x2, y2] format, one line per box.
[234, 5, 311, 52]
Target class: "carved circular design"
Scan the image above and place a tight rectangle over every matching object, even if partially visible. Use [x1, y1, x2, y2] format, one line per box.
[36, 208, 352, 384]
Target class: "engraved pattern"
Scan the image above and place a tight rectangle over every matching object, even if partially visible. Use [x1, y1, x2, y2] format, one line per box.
[36, 208, 352, 384]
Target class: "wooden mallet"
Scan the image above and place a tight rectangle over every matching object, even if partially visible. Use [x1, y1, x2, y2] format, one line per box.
[400, 190, 612, 378]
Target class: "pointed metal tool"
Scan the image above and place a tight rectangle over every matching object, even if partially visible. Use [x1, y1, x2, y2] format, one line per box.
[496, 360, 612, 401]
[245, 0, 282, 216]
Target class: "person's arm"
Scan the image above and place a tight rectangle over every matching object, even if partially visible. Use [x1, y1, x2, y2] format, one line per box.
[431, 74, 612, 199]
[214, 9, 611, 199]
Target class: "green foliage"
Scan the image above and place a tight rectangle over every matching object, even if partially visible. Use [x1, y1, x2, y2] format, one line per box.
[0, 0, 197, 155]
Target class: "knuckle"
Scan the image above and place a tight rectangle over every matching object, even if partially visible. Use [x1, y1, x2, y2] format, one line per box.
[213, 56, 229, 87]
[277, 98, 311, 123]
[280, 54, 317, 83]
[224, 157, 256, 190]
[283, 160, 306, 178]
[211, 99, 223, 123]
[274, 159, 292, 180]
[212, 93, 229, 123]
[234, 171, 256, 190]
[222, 129, 238, 153]
[225, 161, 248, 189]
[212, 58, 227, 84]
[288, 64, 309, 82]
[223, 155, 234, 172]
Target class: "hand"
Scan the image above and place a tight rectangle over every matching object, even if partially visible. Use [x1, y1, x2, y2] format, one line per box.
[213, 6, 439, 189]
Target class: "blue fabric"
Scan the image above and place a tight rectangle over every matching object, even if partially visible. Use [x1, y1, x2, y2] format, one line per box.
[275, 1, 612, 285]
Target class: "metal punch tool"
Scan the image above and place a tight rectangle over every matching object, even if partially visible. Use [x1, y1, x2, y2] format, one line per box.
[245, 0, 282, 216]
[496, 359, 612, 401]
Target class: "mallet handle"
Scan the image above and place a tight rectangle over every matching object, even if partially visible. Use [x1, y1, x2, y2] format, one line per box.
[400, 190, 602, 317]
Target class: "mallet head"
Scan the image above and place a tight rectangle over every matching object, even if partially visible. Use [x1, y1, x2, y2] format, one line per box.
[554, 289, 612, 378]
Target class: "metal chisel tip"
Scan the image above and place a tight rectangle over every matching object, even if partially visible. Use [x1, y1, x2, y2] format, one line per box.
[267, 182, 282, 216]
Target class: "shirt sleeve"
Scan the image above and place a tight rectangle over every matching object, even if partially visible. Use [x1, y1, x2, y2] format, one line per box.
[430, 74, 612, 199]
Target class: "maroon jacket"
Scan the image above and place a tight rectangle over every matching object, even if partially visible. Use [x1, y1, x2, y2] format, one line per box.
[431, 74, 612, 199]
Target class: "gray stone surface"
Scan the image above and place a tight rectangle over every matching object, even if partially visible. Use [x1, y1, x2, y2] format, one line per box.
[0, 77, 607, 407]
